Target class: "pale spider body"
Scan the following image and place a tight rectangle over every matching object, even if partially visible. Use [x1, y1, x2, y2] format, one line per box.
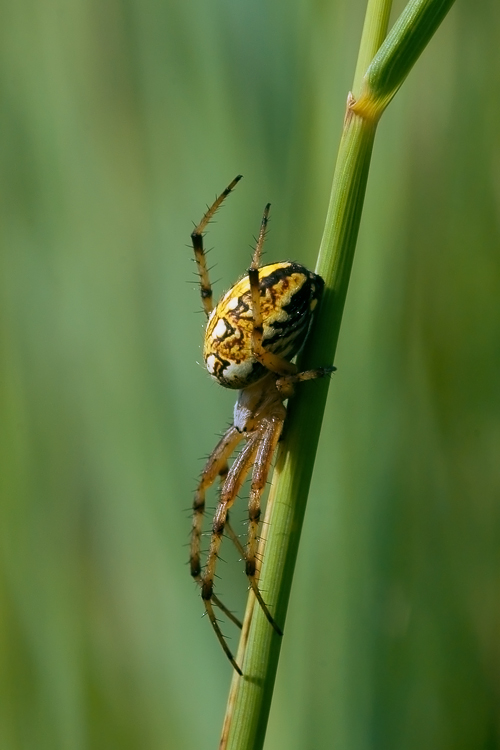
[204, 262, 323, 390]
[189, 176, 333, 674]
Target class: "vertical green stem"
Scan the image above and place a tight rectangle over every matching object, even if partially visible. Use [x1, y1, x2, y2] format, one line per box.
[220, 108, 378, 750]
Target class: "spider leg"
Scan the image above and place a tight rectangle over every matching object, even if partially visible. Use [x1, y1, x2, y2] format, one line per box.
[202, 431, 260, 673]
[201, 432, 260, 601]
[250, 202, 270, 271]
[225, 518, 246, 559]
[190, 426, 242, 580]
[211, 593, 242, 630]
[246, 416, 284, 635]
[205, 465, 244, 629]
[276, 366, 337, 391]
[191, 175, 242, 317]
[247, 222, 297, 376]
[218, 518, 247, 631]
[204, 598, 242, 675]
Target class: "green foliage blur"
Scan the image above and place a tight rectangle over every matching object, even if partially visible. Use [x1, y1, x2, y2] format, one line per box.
[1, 1, 499, 748]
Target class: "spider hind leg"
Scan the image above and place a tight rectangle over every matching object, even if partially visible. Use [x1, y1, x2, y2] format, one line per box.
[245, 416, 284, 635]
[190, 425, 242, 580]
[201, 432, 260, 602]
[211, 593, 242, 630]
[200, 432, 260, 672]
[204, 598, 243, 676]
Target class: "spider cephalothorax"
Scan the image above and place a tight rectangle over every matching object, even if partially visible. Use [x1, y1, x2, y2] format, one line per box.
[189, 176, 333, 674]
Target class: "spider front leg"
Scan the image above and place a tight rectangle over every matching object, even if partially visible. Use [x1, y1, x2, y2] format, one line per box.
[191, 175, 242, 317]
[248, 205, 297, 378]
[248, 210, 336, 385]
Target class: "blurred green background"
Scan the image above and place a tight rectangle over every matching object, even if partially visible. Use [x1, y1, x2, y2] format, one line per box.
[1, 0, 499, 748]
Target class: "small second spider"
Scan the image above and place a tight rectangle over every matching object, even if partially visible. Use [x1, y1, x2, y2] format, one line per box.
[189, 175, 334, 674]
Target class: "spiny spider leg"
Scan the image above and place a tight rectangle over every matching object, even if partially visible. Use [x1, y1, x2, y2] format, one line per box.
[248, 206, 296, 377]
[209, 485, 244, 630]
[225, 519, 246, 559]
[218, 459, 230, 486]
[220, 520, 251, 629]
[201, 432, 260, 601]
[202, 432, 261, 673]
[276, 366, 337, 391]
[211, 593, 242, 630]
[190, 425, 242, 580]
[249, 202, 270, 272]
[191, 432, 243, 632]
[191, 175, 242, 317]
[191, 447, 243, 632]
[199, 519, 246, 633]
[204, 599, 242, 676]
[246, 416, 284, 635]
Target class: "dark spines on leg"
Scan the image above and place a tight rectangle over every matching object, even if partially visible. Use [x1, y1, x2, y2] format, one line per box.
[213, 518, 226, 536]
[245, 559, 256, 577]
[192, 494, 205, 512]
[248, 268, 260, 284]
[191, 230, 202, 246]
[225, 175, 242, 196]
[249, 507, 261, 523]
[191, 559, 201, 578]
[201, 580, 213, 600]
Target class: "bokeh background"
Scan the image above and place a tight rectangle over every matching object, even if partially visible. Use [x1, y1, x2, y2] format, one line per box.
[1, 0, 499, 748]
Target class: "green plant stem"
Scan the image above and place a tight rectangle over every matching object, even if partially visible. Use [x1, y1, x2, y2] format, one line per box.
[353, 0, 393, 96]
[219, 1, 456, 748]
[220, 110, 377, 750]
[354, 0, 457, 120]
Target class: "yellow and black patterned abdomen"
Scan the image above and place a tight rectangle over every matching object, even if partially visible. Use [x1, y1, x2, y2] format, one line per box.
[204, 262, 324, 389]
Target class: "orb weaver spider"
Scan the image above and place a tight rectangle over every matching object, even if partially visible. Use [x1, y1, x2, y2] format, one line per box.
[189, 176, 334, 674]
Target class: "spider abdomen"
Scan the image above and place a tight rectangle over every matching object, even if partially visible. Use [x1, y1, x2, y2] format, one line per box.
[204, 261, 324, 389]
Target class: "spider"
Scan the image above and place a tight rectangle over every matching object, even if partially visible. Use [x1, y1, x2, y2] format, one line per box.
[189, 176, 334, 674]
